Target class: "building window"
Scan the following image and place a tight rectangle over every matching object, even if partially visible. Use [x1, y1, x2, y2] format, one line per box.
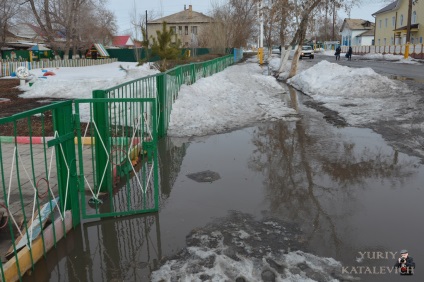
[385, 18, 388, 27]
[379, 20, 382, 28]
[378, 39, 381, 45]
[185, 26, 188, 35]
[411, 37, 414, 43]
[412, 11, 417, 24]
[191, 26, 198, 35]
[178, 26, 182, 35]
[170, 26, 176, 35]
[391, 37, 394, 44]
[392, 16, 395, 27]
[400, 15, 404, 26]
[384, 38, 386, 45]
[420, 37, 423, 43]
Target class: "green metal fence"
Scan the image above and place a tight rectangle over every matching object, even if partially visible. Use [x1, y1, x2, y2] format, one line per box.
[97, 54, 234, 138]
[0, 98, 159, 281]
[74, 98, 159, 219]
[0, 53, 234, 281]
[0, 101, 76, 282]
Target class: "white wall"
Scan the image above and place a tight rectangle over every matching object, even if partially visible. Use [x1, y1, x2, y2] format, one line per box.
[341, 29, 374, 46]
[361, 36, 374, 46]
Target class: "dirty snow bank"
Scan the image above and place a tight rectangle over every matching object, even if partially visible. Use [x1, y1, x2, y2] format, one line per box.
[167, 61, 299, 137]
[287, 60, 417, 125]
[151, 212, 357, 282]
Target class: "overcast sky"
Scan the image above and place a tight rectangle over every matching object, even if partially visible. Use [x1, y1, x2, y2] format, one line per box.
[107, 0, 387, 35]
[107, 0, 213, 34]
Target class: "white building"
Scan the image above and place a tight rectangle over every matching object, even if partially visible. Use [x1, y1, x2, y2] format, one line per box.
[340, 19, 375, 46]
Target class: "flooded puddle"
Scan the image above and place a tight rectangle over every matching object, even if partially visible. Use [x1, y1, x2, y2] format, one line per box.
[24, 88, 424, 282]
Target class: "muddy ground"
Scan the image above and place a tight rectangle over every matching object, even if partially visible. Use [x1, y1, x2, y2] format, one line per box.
[0, 79, 64, 118]
[0, 79, 63, 136]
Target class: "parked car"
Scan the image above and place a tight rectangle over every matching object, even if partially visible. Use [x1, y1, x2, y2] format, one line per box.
[300, 45, 314, 59]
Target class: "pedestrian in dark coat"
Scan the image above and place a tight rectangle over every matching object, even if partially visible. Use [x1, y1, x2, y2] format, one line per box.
[335, 46, 341, 60]
[346, 46, 353, 61]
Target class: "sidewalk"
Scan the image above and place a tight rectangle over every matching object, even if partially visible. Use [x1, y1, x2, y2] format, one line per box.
[0, 141, 94, 261]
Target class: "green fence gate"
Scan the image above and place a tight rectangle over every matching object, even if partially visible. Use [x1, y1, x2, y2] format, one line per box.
[0, 53, 234, 281]
[74, 98, 159, 219]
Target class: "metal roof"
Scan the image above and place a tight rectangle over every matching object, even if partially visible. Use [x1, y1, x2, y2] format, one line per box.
[372, 1, 399, 16]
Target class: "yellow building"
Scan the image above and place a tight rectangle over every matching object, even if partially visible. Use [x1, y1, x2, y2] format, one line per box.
[373, 0, 424, 46]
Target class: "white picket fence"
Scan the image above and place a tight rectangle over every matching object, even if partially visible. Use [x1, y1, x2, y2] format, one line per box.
[0, 58, 118, 77]
[340, 44, 424, 59]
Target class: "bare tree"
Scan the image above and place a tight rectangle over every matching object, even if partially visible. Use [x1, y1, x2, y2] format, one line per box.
[276, 0, 362, 78]
[0, 0, 21, 51]
[22, 0, 116, 58]
[201, 0, 258, 53]
[76, 5, 116, 51]
[130, 8, 157, 62]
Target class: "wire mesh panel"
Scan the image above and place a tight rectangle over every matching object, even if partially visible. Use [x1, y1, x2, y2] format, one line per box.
[74, 98, 158, 219]
[0, 101, 75, 282]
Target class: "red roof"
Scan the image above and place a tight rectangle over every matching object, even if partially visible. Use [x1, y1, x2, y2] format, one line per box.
[112, 35, 133, 47]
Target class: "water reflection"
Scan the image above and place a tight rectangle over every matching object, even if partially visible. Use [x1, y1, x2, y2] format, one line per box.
[158, 137, 188, 198]
[24, 213, 162, 282]
[22, 88, 424, 282]
[249, 87, 423, 281]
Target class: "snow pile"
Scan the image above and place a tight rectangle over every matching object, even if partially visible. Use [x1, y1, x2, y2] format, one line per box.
[288, 60, 404, 98]
[321, 50, 421, 64]
[287, 60, 416, 125]
[267, 55, 310, 80]
[361, 53, 403, 61]
[167, 62, 298, 137]
[19, 62, 158, 99]
[361, 53, 420, 64]
[151, 212, 357, 282]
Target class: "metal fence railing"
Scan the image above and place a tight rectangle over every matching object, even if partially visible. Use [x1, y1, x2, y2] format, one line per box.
[75, 98, 159, 220]
[341, 44, 424, 59]
[234, 48, 244, 62]
[0, 101, 75, 282]
[0, 53, 235, 281]
[98, 54, 234, 137]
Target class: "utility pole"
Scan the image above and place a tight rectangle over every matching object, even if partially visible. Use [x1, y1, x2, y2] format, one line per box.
[257, 0, 264, 64]
[404, 0, 413, 58]
[332, 0, 335, 41]
[146, 10, 148, 39]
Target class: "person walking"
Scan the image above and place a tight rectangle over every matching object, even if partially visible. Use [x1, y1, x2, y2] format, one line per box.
[347, 46, 353, 61]
[335, 45, 341, 60]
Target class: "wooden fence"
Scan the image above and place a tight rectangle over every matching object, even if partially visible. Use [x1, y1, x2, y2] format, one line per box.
[0, 58, 118, 77]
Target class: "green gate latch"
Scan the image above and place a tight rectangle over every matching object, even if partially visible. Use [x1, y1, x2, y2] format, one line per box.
[47, 132, 75, 148]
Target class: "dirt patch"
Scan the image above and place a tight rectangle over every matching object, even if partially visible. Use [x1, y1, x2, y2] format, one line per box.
[0, 79, 64, 118]
[0, 79, 64, 136]
[303, 100, 348, 127]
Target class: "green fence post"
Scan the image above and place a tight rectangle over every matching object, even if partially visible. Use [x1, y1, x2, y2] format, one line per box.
[178, 66, 183, 86]
[156, 74, 167, 138]
[93, 90, 112, 192]
[190, 63, 196, 84]
[52, 102, 80, 227]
